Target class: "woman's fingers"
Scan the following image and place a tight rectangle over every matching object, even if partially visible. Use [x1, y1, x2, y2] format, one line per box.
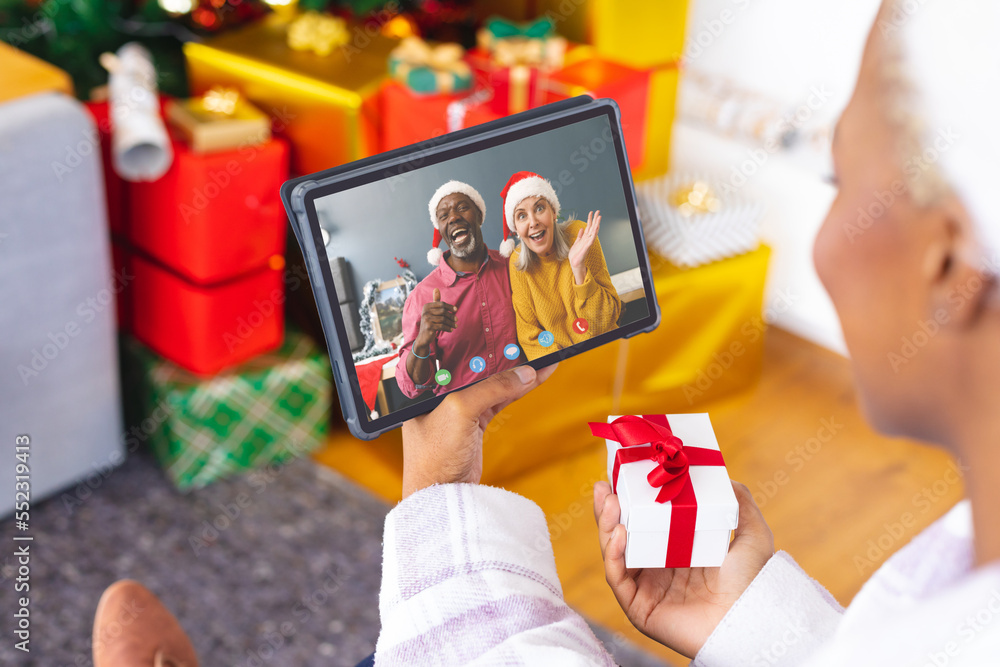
[593, 480, 612, 524]
[729, 481, 775, 557]
[603, 524, 638, 611]
[594, 482, 621, 558]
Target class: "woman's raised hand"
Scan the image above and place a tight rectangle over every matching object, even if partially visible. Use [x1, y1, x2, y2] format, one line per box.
[568, 210, 601, 285]
[593, 480, 775, 659]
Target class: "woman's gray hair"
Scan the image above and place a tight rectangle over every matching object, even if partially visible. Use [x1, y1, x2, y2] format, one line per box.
[513, 209, 572, 272]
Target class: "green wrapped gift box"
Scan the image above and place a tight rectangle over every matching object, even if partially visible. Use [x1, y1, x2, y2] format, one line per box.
[121, 329, 332, 491]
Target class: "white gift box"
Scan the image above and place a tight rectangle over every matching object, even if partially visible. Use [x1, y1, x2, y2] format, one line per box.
[636, 174, 764, 268]
[604, 414, 739, 569]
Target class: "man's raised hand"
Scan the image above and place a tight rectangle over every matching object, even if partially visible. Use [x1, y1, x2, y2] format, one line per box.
[416, 288, 458, 349]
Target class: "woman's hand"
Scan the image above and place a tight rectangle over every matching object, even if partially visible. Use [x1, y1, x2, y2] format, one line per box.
[593, 480, 774, 659]
[401, 364, 557, 498]
[569, 210, 601, 285]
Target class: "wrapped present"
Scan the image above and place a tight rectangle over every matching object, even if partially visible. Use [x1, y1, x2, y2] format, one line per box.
[121, 329, 331, 490]
[165, 89, 272, 154]
[468, 16, 567, 115]
[543, 57, 651, 170]
[634, 65, 680, 179]
[636, 175, 764, 268]
[470, 1, 683, 177]
[84, 101, 127, 236]
[379, 81, 501, 152]
[127, 130, 289, 285]
[388, 36, 472, 95]
[111, 238, 133, 333]
[472, 0, 689, 68]
[184, 14, 401, 175]
[129, 249, 285, 376]
[591, 414, 738, 568]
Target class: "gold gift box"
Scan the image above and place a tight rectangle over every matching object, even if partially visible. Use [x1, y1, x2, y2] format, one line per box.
[165, 94, 272, 153]
[634, 64, 680, 179]
[184, 15, 400, 175]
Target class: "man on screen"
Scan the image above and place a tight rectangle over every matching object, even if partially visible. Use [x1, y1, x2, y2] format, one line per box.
[395, 181, 522, 399]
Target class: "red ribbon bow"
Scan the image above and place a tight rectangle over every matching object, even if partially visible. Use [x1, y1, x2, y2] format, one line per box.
[589, 414, 726, 567]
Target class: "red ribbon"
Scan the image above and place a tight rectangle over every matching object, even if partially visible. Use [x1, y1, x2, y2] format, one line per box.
[589, 415, 725, 567]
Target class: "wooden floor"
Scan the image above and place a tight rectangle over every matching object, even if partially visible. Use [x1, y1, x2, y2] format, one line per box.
[314, 328, 964, 665]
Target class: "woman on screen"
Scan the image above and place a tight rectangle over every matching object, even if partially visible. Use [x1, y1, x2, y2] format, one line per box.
[499, 171, 621, 360]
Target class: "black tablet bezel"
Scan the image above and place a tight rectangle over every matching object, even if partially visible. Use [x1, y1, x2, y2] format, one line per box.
[292, 99, 660, 437]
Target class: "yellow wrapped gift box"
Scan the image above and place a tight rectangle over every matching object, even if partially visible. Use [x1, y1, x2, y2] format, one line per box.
[184, 15, 400, 175]
[165, 90, 272, 154]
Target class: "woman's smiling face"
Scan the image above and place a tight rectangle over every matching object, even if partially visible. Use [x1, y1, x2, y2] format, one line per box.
[513, 196, 556, 256]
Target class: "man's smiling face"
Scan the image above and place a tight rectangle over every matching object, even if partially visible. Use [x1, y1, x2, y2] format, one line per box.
[436, 193, 484, 259]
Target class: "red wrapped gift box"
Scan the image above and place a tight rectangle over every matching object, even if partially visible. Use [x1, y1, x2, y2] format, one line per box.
[127, 134, 289, 286]
[379, 81, 502, 152]
[129, 248, 285, 376]
[544, 58, 652, 170]
[111, 237, 132, 333]
[84, 101, 128, 237]
[466, 47, 548, 117]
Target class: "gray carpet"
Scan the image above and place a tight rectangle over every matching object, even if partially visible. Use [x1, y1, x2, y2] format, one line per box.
[0, 451, 669, 666]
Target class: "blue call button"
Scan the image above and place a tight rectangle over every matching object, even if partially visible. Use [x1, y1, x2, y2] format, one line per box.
[469, 356, 486, 373]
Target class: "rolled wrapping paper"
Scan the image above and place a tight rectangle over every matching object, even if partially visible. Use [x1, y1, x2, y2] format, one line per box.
[678, 69, 804, 150]
[388, 36, 472, 95]
[106, 43, 173, 182]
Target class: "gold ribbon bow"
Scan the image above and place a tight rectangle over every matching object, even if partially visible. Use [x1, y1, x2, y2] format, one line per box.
[670, 181, 722, 218]
[200, 87, 240, 116]
[287, 12, 350, 57]
[390, 36, 471, 94]
[491, 38, 547, 67]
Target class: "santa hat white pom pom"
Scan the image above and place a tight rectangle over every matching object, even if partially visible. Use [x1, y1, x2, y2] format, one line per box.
[499, 237, 516, 257]
[427, 246, 443, 267]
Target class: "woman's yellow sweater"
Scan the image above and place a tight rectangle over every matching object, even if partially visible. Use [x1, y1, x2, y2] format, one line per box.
[508, 219, 622, 360]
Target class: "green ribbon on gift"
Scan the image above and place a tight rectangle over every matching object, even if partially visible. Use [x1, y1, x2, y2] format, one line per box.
[388, 36, 473, 95]
[483, 16, 556, 40]
[477, 15, 567, 70]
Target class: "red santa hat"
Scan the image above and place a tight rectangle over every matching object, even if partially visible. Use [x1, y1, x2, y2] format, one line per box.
[426, 180, 487, 266]
[499, 171, 561, 257]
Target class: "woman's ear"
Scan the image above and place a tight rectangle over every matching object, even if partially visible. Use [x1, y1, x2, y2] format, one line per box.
[927, 196, 996, 328]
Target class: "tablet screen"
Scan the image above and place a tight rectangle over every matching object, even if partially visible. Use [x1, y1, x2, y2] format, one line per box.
[310, 109, 654, 425]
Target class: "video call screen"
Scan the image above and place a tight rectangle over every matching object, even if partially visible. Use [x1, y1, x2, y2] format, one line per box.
[313, 113, 652, 423]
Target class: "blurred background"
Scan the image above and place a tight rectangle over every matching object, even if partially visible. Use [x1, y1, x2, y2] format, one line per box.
[0, 0, 966, 665]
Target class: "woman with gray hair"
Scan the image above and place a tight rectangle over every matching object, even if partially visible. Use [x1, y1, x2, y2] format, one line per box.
[499, 170, 621, 360]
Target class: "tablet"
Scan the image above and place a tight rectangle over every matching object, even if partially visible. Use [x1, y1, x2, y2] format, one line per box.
[282, 96, 660, 440]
